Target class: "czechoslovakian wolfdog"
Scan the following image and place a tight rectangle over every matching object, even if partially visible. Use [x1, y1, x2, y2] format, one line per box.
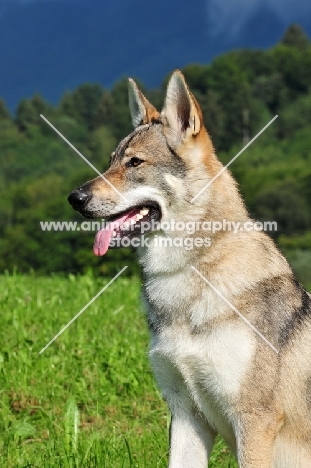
[68, 70, 311, 467]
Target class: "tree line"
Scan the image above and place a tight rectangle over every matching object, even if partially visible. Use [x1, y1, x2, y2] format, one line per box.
[0, 25, 310, 278]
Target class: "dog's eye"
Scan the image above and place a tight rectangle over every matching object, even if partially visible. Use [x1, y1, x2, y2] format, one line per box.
[126, 157, 144, 168]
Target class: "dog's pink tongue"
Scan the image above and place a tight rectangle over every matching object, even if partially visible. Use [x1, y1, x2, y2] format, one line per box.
[93, 210, 138, 256]
[93, 224, 115, 257]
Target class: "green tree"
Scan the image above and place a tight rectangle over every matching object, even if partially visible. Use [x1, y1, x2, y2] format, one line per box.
[59, 84, 104, 130]
[109, 78, 132, 140]
[281, 24, 310, 50]
[270, 44, 311, 97]
[15, 94, 50, 132]
[254, 180, 310, 236]
[0, 98, 11, 121]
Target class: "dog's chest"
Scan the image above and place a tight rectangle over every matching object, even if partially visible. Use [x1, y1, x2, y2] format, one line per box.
[144, 273, 255, 441]
[143, 272, 197, 329]
[150, 325, 253, 444]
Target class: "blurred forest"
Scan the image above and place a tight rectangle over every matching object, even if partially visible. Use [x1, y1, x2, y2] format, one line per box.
[0, 25, 310, 285]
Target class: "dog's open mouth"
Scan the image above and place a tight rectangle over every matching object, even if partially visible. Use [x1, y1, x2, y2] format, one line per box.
[93, 202, 161, 256]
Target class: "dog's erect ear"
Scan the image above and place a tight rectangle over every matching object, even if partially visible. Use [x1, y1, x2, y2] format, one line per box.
[128, 78, 160, 128]
[162, 70, 203, 143]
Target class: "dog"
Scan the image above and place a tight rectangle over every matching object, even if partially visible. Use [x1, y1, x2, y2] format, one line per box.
[68, 70, 311, 467]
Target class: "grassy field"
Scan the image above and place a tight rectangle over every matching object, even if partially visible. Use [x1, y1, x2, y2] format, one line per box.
[0, 272, 237, 467]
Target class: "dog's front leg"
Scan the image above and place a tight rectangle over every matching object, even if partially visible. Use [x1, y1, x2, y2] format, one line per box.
[150, 352, 215, 467]
[235, 411, 282, 468]
[168, 407, 215, 468]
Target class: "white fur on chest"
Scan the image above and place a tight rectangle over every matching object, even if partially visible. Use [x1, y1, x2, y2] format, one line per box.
[149, 319, 254, 443]
[143, 267, 243, 330]
[137, 235, 195, 274]
[140, 248, 255, 444]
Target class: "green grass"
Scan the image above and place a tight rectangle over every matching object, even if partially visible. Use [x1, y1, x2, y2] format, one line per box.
[0, 272, 237, 467]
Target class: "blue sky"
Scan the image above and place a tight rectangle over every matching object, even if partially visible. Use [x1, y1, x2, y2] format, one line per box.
[2, 0, 311, 31]
[1, 0, 310, 110]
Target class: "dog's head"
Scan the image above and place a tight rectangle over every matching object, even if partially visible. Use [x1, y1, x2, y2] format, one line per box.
[68, 70, 220, 256]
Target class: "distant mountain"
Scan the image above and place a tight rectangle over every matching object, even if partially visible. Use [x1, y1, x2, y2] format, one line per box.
[0, 0, 310, 112]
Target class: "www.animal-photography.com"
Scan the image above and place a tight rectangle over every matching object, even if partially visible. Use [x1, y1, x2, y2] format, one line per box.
[1, 1, 311, 467]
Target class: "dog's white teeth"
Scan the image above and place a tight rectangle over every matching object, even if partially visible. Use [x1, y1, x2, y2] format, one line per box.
[130, 218, 136, 225]
[140, 207, 149, 216]
[136, 214, 144, 220]
[112, 230, 117, 237]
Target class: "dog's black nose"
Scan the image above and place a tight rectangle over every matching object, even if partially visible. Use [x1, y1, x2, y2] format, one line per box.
[68, 190, 89, 208]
